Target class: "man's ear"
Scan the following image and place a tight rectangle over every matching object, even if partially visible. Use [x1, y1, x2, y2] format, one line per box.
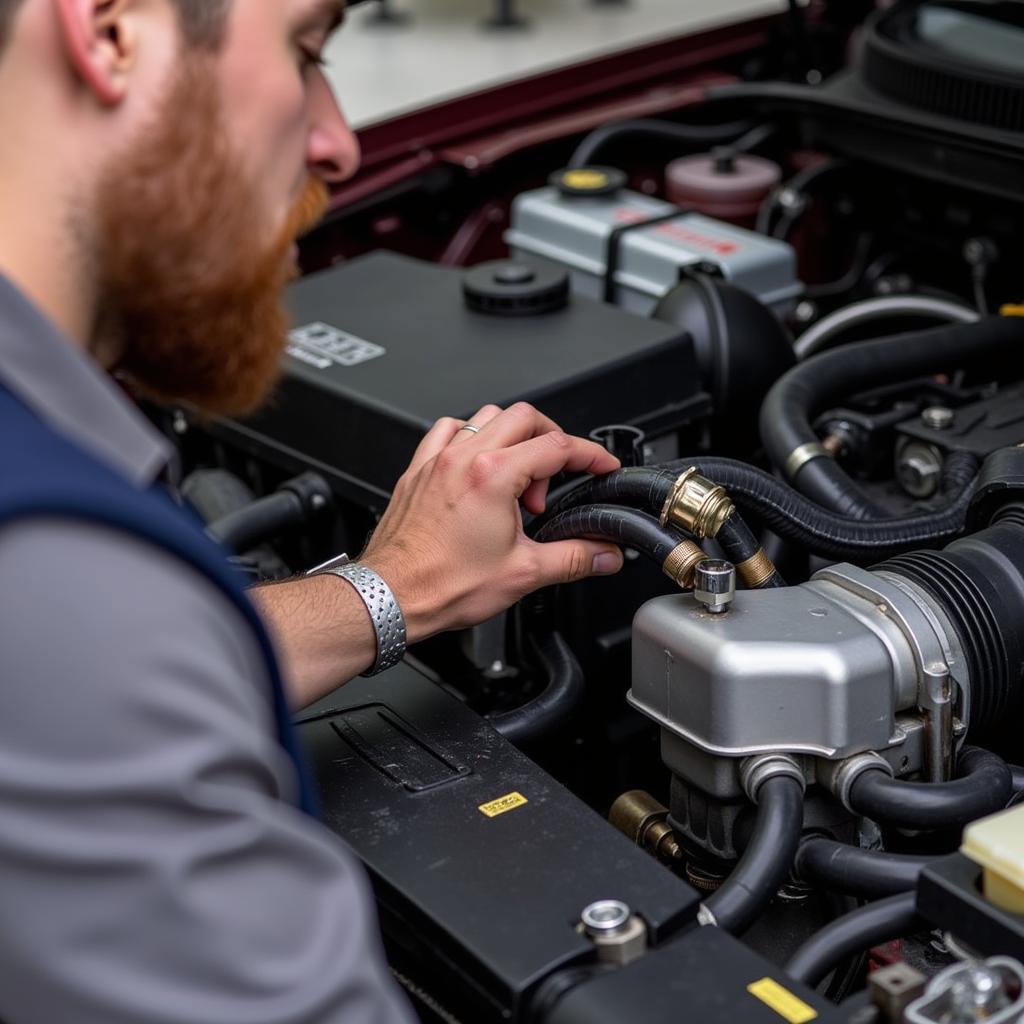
[52, 0, 138, 106]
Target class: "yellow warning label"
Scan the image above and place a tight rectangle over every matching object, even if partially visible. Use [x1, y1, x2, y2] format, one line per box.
[478, 792, 528, 818]
[747, 978, 818, 1024]
[562, 169, 609, 190]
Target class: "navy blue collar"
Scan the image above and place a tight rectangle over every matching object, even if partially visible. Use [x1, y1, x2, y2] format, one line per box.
[0, 274, 174, 488]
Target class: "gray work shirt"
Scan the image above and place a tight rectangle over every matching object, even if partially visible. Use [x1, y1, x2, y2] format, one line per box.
[0, 275, 415, 1024]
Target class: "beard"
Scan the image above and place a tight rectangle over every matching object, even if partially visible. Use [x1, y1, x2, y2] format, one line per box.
[94, 59, 330, 417]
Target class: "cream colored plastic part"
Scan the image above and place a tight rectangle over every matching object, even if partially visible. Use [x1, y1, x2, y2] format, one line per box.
[961, 805, 1024, 913]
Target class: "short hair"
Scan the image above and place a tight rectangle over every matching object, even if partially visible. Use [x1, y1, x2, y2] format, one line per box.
[0, 0, 231, 54]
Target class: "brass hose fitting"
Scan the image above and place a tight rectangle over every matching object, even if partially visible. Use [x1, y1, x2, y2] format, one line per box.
[662, 540, 707, 589]
[608, 790, 682, 865]
[659, 467, 735, 539]
[735, 548, 777, 589]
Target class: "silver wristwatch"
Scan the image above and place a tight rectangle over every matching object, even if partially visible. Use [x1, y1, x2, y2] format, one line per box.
[306, 555, 407, 676]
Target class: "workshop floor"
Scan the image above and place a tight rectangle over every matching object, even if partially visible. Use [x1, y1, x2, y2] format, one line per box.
[324, 0, 786, 127]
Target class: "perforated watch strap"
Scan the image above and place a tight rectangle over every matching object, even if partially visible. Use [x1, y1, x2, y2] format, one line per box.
[320, 563, 407, 676]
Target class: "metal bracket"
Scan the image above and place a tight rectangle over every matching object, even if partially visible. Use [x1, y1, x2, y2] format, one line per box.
[815, 565, 968, 781]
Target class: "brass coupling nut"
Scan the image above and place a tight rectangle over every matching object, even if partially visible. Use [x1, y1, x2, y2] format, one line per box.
[608, 790, 682, 865]
[660, 467, 735, 539]
[662, 540, 707, 589]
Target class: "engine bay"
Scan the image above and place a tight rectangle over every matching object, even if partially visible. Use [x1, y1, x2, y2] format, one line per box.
[159, 2, 1024, 1021]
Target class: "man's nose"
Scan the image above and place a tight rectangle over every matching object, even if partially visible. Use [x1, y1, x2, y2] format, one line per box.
[306, 70, 361, 185]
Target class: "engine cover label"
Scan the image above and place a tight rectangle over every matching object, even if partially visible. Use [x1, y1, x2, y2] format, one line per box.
[478, 792, 528, 818]
[287, 321, 386, 369]
[747, 978, 817, 1023]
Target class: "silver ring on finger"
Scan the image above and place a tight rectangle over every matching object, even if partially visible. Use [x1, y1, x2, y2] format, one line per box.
[458, 423, 481, 434]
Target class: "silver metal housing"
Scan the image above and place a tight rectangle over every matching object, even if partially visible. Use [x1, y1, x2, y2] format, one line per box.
[628, 562, 969, 782]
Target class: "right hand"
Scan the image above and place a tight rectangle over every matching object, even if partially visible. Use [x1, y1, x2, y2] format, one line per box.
[360, 402, 625, 643]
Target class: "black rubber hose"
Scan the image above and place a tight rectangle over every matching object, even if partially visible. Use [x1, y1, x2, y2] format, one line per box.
[490, 630, 584, 748]
[759, 316, 1024, 518]
[532, 467, 784, 584]
[669, 453, 981, 563]
[939, 448, 989, 495]
[1010, 783, 1024, 809]
[207, 472, 332, 554]
[531, 468, 673, 532]
[795, 837, 938, 898]
[1011, 764, 1024, 798]
[786, 892, 923, 988]
[533, 504, 684, 566]
[718, 511, 786, 588]
[704, 775, 804, 935]
[568, 116, 754, 168]
[536, 453, 980, 564]
[209, 490, 305, 553]
[848, 747, 1013, 830]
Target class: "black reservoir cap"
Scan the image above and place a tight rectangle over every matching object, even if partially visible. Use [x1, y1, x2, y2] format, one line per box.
[463, 260, 570, 317]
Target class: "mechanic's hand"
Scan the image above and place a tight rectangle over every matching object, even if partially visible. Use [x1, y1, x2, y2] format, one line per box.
[360, 403, 624, 643]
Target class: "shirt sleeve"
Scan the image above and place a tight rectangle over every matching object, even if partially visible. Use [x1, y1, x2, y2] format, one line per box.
[0, 519, 416, 1024]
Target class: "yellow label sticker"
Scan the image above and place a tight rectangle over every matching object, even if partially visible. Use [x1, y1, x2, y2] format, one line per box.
[562, 169, 609, 190]
[478, 792, 528, 818]
[747, 978, 818, 1024]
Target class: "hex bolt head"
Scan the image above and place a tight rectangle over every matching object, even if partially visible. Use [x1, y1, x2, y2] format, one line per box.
[899, 453, 941, 497]
[794, 300, 817, 324]
[581, 900, 631, 936]
[777, 187, 806, 213]
[948, 965, 1010, 1019]
[921, 406, 955, 431]
[579, 900, 648, 966]
[171, 410, 189, 436]
[693, 559, 736, 614]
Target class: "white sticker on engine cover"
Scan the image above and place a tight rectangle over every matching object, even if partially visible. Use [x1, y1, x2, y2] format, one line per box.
[287, 321, 386, 369]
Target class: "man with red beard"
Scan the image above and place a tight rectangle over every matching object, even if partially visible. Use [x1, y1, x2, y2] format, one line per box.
[0, 1, 626, 1021]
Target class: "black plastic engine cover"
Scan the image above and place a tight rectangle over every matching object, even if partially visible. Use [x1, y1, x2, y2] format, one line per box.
[541, 925, 847, 1024]
[917, 853, 1024, 962]
[212, 251, 707, 507]
[297, 662, 701, 1023]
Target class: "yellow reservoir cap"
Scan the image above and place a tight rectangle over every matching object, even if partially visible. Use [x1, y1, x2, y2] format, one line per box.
[562, 169, 611, 190]
[961, 804, 1024, 913]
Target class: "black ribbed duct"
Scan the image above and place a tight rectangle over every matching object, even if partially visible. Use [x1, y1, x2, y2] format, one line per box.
[862, 1, 1024, 133]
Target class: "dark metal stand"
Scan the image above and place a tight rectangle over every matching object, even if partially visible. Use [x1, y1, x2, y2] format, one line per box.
[483, 0, 529, 30]
[366, 0, 412, 27]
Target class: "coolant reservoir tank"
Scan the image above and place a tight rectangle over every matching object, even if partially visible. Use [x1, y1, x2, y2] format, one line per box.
[962, 804, 1024, 913]
[666, 149, 781, 228]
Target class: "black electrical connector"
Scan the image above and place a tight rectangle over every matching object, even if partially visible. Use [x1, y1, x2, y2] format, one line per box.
[207, 472, 333, 553]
